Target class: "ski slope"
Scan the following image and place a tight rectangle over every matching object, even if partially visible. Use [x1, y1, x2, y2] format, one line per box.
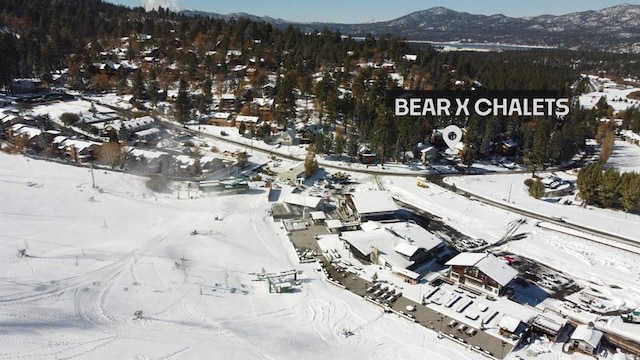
[0, 153, 485, 360]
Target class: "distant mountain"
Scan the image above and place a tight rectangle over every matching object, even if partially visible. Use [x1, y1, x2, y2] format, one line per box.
[182, 4, 640, 52]
[181, 10, 290, 26]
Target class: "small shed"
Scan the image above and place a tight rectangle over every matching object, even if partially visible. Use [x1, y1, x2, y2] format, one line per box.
[326, 219, 343, 233]
[570, 325, 603, 355]
[309, 211, 326, 224]
[531, 312, 568, 340]
[277, 129, 297, 146]
[498, 314, 529, 342]
[235, 115, 260, 128]
[135, 128, 160, 142]
[208, 112, 233, 126]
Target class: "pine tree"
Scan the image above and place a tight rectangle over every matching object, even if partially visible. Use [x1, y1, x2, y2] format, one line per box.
[132, 68, 145, 100]
[480, 117, 497, 158]
[619, 172, 640, 212]
[314, 133, 326, 155]
[202, 77, 213, 104]
[174, 77, 191, 124]
[334, 128, 345, 158]
[274, 70, 297, 126]
[463, 114, 481, 169]
[238, 121, 246, 136]
[599, 167, 620, 208]
[146, 78, 160, 106]
[529, 118, 550, 176]
[373, 105, 395, 165]
[324, 133, 334, 156]
[304, 145, 319, 177]
[347, 133, 359, 159]
[577, 163, 603, 205]
[529, 178, 545, 199]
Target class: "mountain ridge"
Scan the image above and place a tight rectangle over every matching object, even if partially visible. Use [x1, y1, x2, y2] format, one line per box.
[181, 4, 640, 52]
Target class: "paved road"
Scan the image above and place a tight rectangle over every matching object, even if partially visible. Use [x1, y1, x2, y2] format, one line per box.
[425, 176, 640, 252]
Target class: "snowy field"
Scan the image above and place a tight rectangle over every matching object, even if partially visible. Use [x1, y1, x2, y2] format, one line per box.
[0, 153, 489, 360]
[441, 172, 640, 244]
[605, 140, 640, 173]
[578, 75, 640, 112]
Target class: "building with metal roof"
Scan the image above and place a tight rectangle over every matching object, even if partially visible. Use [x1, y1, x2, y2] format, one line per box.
[445, 252, 518, 295]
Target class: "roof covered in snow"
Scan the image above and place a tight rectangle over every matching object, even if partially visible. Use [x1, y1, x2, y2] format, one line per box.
[384, 222, 443, 253]
[446, 252, 518, 287]
[445, 252, 486, 266]
[498, 315, 522, 333]
[122, 116, 155, 130]
[53, 136, 100, 152]
[11, 124, 42, 139]
[211, 112, 232, 119]
[310, 211, 326, 220]
[350, 190, 398, 216]
[284, 193, 323, 209]
[394, 242, 419, 258]
[135, 128, 161, 137]
[235, 115, 260, 123]
[341, 229, 411, 269]
[341, 221, 443, 270]
[571, 325, 603, 348]
[325, 219, 343, 229]
[532, 313, 567, 334]
[129, 148, 165, 159]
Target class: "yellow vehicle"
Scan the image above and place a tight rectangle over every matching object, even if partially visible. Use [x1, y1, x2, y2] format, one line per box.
[416, 176, 428, 188]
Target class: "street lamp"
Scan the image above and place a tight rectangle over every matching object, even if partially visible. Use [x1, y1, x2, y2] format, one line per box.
[437, 315, 444, 338]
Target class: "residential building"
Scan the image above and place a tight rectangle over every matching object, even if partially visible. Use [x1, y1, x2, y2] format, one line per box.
[344, 190, 398, 222]
[445, 252, 518, 295]
[341, 221, 444, 284]
[569, 325, 603, 355]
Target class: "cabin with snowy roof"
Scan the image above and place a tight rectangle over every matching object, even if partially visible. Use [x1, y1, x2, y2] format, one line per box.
[569, 325, 603, 355]
[445, 252, 518, 295]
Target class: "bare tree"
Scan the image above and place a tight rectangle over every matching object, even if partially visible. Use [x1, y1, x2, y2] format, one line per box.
[96, 142, 127, 169]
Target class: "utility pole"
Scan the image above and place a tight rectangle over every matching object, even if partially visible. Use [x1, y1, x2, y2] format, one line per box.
[90, 165, 96, 188]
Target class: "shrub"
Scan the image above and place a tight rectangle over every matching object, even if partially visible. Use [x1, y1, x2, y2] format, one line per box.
[524, 178, 534, 187]
[60, 112, 80, 125]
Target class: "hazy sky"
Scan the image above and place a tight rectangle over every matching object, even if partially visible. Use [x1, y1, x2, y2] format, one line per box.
[105, 0, 640, 23]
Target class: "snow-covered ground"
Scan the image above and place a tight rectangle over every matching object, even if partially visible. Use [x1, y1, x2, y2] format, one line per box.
[605, 140, 640, 173]
[7, 81, 640, 357]
[382, 176, 640, 331]
[0, 153, 490, 360]
[442, 172, 640, 244]
[578, 75, 640, 112]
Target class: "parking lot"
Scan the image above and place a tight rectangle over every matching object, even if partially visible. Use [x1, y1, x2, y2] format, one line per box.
[283, 214, 517, 359]
[315, 257, 515, 359]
